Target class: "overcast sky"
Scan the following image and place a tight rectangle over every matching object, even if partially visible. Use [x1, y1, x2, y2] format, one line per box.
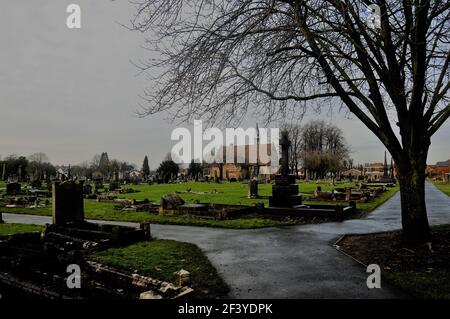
[1, 0, 449, 168]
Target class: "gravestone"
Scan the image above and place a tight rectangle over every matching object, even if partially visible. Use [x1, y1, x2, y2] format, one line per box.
[109, 181, 120, 192]
[160, 193, 185, 210]
[94, 181, 104, 192]
[140, 222, 152, 240]
[248, 179, 259, 198]
[1, 163, 5, 181]
[6, 182, 21, 196]
[173, 269, 191, 287]
[345, 188, 352, 201]
[52, 181, 85, 225]
[269, 131, 302, 207]
[31, 180, 42, 189]
[83, 184, 93, 195]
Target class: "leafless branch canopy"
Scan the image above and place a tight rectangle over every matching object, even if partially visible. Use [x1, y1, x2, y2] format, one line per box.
[131, 0, 450, 159]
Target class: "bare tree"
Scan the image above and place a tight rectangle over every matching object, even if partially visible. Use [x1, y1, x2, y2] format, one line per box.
[91, 155, 102, 169]
[300, 121, 349, 178]
[27, 153, 52, 180]
[283, 123, 302, 178]
[132, 0, 450, 245]
[28, 152, 49, 165]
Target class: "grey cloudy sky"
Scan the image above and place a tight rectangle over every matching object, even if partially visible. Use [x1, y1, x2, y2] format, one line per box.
[1, 0, 449, 168]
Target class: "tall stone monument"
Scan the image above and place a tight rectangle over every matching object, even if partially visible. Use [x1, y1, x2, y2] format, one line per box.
[269, 130, 302, 207]
[1, 163, 6, 181]
[17, 166, 22, 182]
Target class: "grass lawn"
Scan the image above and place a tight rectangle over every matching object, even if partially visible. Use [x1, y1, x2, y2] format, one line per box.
[89, 239, 229, 298]
[1, 181, 399, 228]
[339, 224, 450, 299]
[118, 181, 355, 204]
[2, 200, 293, 229]
[0, 223, 43, 237]
[430, 180, 450, 196]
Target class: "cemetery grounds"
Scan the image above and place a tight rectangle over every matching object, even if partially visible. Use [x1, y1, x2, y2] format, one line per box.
[0, 180, 399, 228]
[0, 180, 399, 299]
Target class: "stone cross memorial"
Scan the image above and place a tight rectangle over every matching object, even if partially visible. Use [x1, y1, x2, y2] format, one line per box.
[269, 130, 302, 207]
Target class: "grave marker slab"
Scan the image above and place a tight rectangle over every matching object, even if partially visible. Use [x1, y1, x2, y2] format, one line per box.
[52, 181, 85, 225]
[6, 182, 21, 196]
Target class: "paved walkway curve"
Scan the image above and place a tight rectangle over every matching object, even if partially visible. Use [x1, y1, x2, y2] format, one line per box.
[3, 183, 450, 299]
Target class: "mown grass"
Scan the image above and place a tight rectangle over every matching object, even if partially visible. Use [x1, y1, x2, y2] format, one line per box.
[89, 239, 229, 298]
[118, 181, 355, 205]
[0, 223, 43, 237]
[2, 200, 292, 228]
[430, 180, 450, 196]
[1, 181, 398, 228]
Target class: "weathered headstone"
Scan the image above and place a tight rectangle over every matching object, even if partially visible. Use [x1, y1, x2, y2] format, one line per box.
[140, 222, 152, 240]
[31, 180, 42, 189]
[109, 181, 120, 192]
[94, 180, 103, 191]
[345, 188, 352, 202]
[6, 182, 21, 196]
[173, 269, 191, 287]
[248, 179, 259, 198]
[52, 181, 85, 225]
[160, 193, 185, 210]
[83, 184, 93, 195]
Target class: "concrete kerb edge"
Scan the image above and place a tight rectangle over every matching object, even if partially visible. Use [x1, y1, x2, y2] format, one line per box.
[333, 232, 413, 299]
[333, 234, 368, 268]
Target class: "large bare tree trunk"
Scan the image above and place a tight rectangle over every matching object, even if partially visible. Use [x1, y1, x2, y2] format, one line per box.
[397, 153, 432, 245]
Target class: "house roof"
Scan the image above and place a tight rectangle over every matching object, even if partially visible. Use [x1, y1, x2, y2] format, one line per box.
[342, 169, 362, 174]
[427, 165, 450, 174]
[364, 162, 384, 168]
[436, 160, 450, 167]
[208, 144, 273, 165]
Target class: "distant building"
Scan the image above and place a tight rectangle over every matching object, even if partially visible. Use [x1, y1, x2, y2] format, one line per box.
[91, 170, 104, 180]
[426, 159, 450, 181]
[207, 143, 273, 180]
[436, 159, 450, 167]
[363, 162, 385, 180]
[363, 152, 396, 181]
[341, 168, 362, 179]
[128, 170, 142, 179]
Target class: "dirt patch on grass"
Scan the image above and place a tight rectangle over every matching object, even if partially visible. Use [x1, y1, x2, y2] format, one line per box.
[338, 225, 450, 299]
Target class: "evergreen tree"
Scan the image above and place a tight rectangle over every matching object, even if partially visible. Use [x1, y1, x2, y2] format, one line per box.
[188, 159, 202, 180]
[142, 156, 150, 179]
[156, 159, 179, 183]
[99, 152, 110, 176]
